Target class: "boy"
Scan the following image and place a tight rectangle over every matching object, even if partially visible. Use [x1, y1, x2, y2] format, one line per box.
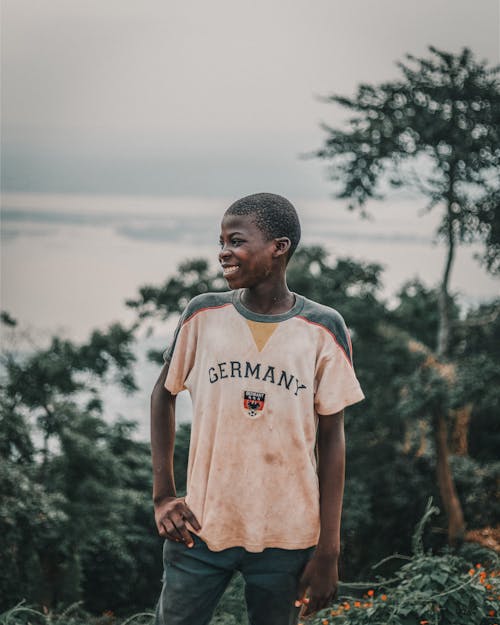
[151, 193, 364, 625]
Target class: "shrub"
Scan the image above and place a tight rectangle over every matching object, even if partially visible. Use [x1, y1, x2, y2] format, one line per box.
[307, 500, 499, 625]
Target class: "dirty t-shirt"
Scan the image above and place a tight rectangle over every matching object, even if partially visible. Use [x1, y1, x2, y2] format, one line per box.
[163, 290, 364, 552]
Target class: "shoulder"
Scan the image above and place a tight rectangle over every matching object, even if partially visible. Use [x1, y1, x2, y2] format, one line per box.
[182, 291, 233, 322]
[163, 291, 233, 363]
[296, 296, 352, 362]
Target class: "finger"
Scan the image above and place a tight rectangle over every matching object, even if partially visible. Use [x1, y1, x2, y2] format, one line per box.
[295, 596, 310, 611]
[171, 514, 195, 547]
[162, 518, 184, 542]
[182, 505, 202, 531]
[298, 600, 312, 620]
[157, 521, 167, 537]
[302, 595, 327, 617]
[176, 524, 194, 547]
[300, 602, 312, 617]
[302, 595, 320, 617]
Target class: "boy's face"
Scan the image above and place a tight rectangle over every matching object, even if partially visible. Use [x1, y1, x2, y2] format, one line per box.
[219, 213, 278, 289]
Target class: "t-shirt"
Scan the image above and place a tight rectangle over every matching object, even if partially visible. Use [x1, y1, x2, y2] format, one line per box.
[164, 289, 364, 552]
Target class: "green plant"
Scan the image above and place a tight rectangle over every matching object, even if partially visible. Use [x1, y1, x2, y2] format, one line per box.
[307, 500, 500, 625]
[0, 602, 155, 625]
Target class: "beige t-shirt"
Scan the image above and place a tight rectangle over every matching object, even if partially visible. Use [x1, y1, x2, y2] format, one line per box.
[164, 290, 364, 552]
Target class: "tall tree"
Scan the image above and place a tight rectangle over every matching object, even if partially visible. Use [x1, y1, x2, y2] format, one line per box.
[313, 47, 500, 544]
[314, 46, 499, 357]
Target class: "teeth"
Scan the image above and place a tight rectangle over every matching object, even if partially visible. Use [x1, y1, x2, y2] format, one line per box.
[223, 266, 239, 275]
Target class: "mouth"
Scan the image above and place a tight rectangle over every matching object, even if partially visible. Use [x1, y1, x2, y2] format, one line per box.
[222, 265, 239, 277]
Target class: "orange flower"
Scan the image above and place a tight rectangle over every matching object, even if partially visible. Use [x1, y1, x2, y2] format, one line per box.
[469, 568, 475, 575]
[476, 563, 482, 568]
[381, 594, 388, 601]
[486, 584, 493, 589]
[420, 621, 429, 624]
[364, 602, 372, 608]
[354, 601, 361, 607]
[367, 589, 374, 596]
[343, 602, 351, 611]
[322, 619, 329, 625]
[489, 610, 496, 617]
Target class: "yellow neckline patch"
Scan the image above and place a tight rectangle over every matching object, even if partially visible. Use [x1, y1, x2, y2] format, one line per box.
[246, 319, 279, 352]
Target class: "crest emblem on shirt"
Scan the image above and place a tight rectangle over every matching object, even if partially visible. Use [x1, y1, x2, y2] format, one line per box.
[243, 391, 266, 419]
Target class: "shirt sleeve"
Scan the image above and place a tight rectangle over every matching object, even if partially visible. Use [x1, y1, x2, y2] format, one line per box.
[314, 324, 365, 416]
[163, 309, 198, 395]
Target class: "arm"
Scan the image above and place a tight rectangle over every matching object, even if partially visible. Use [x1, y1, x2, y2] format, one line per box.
[151, 362, 201, 546]
[296, 409, 345, 617]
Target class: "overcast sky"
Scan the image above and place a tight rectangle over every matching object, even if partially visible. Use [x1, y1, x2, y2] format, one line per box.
[2, 0, 499, 196]
[2, 1, 499, 430]
[1, 0, 499, 338]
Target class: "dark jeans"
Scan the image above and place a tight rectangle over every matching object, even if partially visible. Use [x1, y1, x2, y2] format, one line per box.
[153, 535, 315, 625]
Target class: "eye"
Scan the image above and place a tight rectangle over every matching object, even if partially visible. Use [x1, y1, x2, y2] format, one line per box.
[219, 237, 244, 248]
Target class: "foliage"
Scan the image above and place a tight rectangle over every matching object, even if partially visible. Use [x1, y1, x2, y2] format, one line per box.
[126, 259, 227, 322]
[308, 501, 500, 625]
[314, 46, 500, 273]
[0, 320, 163, 615]
[389, 280, 463, 353]
[0, 602, 154, 625]
[314, 45, 500, 364]
[173, 422, 191, 496]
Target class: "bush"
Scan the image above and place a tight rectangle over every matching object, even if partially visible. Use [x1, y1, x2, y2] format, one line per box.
[308, 501, 500, 625]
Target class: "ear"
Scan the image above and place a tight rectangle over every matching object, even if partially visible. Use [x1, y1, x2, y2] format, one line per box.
[273, 237, 291, 259]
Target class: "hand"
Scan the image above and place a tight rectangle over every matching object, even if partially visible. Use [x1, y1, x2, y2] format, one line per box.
[154, 496, 201, 547]
[295, 551, 339, 618]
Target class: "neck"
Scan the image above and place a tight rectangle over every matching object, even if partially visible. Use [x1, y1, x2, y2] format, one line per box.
[240, 280, 294, 315]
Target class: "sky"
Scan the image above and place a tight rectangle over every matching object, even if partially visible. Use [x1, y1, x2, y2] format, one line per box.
[2, 0, 499, 197]
[1, 0, 499, 437]
[2, 0, 499, 330]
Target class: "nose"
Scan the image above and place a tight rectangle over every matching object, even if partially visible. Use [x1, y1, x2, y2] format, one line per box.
[219, 244, 231, 262]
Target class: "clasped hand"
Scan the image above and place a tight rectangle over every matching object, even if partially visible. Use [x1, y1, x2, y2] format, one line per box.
[154, 496, 201, 547]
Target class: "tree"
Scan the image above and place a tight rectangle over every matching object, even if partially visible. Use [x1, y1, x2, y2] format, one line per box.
[313, 46, 500, 545]
[0, 316, 163, 613]
[314, 46, 500, 357]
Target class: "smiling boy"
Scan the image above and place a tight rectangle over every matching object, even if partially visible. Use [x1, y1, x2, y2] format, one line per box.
[151, 193, 364, 625]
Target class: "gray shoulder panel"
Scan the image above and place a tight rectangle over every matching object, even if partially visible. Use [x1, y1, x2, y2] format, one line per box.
[163, 291, 233, 363]
[183, 291, 233, 321]
[298, 297, 353, 364]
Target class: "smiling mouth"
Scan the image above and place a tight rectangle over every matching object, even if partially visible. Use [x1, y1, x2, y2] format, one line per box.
[222, 265, 239, 276]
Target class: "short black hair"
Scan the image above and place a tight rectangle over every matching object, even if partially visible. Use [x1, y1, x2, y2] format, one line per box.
[225, 192, 301, 260]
